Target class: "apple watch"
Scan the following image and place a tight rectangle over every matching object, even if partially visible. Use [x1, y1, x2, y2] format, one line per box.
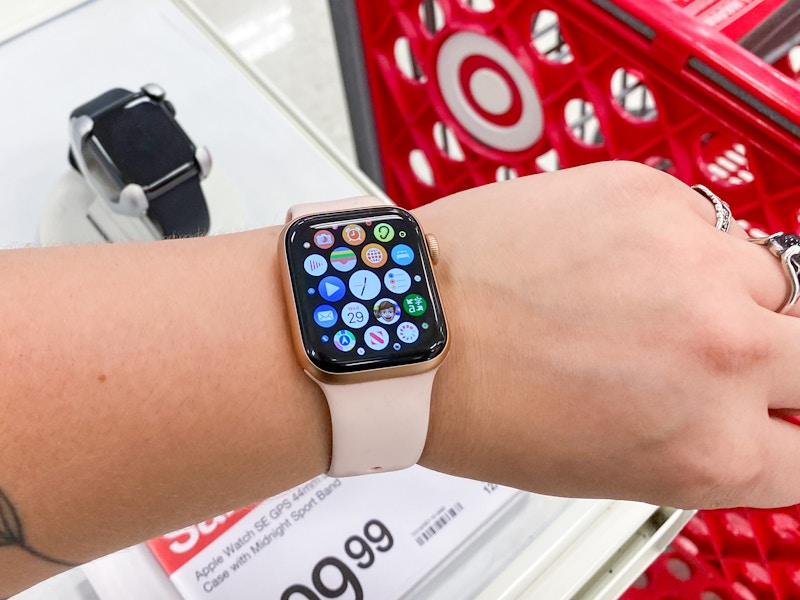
[279, 197, 449, 477]
[68, 84, 212, 238]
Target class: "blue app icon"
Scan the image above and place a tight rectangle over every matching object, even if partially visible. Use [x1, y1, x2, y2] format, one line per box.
[313, 304, 338, 328]
[391, 244, 415, 266]
[318, 276, 346, 302]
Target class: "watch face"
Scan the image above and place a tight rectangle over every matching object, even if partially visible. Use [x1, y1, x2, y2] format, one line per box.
[91, 96, 195, 186]
[285, 207, 447, 374]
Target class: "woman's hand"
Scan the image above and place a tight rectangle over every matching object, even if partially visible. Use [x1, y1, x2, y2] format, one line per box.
[417, 161, 799, 509]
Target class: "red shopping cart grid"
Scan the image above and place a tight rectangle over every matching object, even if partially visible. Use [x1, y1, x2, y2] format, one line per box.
[351, 1, 800, 597]
[354, 0, 800, 234]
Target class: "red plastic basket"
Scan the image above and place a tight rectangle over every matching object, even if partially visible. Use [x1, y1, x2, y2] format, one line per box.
[348, 1, 800, 597]
[353, 0, 800, 232]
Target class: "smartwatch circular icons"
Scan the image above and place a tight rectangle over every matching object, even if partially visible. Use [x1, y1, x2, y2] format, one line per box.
[374, 223, 395, 243]
[313, 304, 338, 328]
[361, 243, 388, 268]
[318, 276, 346, 302]
[396, 322, 420, 344]
[403, 293, 427, 316]
[391, 244, 415, 266]
[304, 254, 328, 277]
[333, 329, 357, 352]
[314, 230, 335, 249]
[330, 247, 357, 272]
[373, 298, 401, 325]
[364, 325, 390, 351]
[384, 269, 412, 294]
[341, 301, 370, 329]
[343, 224, 366, 246]
[349, 270, 381, 300]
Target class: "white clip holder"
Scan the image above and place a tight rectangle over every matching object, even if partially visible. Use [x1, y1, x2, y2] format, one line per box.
[40, 168, 243, 245]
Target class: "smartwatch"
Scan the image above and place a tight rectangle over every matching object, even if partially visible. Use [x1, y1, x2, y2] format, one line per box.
[68, 84, 212, 238]
[279, 197, 449, 477]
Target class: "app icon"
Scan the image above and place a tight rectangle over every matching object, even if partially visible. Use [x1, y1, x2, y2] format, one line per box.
[343, 224, 366, 246]
[364, 325, 389, 351]
[384, 269, 412, 294]
[313, 304, 338, 328]
[341, 302, 370, 329]
[330, 247, 357, 272]
[314, 230, 335, 249]
[333, 329, 356, 352]
[391, 244, 414, 266]
[303, 254, 328, 277]
[373, 298, 401, 325]
[349, 270, 381, 300]
[374, 223, 395, 243]
[397, 322, 420, 344]
[318, 276, 346, 302]
[361, 243, 387, 268]
[403, 293, 427, 316]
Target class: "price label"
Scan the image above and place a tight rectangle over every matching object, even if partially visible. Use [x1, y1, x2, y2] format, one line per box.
[149, 468, 519, 599]
[281, 519, 393, 600]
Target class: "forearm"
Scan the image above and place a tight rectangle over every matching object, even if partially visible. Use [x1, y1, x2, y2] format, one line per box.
[0, 228, 330, 596]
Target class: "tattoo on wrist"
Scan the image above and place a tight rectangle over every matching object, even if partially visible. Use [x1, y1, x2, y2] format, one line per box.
[0, 487, 78, 567]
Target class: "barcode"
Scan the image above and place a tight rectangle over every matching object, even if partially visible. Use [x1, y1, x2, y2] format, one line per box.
[415, 503, 464, 546]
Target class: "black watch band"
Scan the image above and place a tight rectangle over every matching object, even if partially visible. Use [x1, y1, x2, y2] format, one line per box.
[68, 85, 210, 238]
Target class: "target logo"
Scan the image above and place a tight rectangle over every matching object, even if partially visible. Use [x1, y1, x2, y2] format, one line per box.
[436, 32, 543, 152]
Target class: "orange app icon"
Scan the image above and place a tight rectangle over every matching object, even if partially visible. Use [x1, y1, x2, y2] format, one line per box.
[343, 224, 366, 246]
[314, 230, 335, 249]
[361, 243, 387, 268]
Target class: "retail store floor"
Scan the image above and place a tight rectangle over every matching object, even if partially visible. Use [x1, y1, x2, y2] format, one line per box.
[191, 0, 356, 164]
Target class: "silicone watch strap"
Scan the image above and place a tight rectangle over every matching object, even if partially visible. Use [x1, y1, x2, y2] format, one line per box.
[314, 370, 437, 477]
[286, 196, 385, 220]
[287, 197, 437, 477]
[69, 88, 209, 238]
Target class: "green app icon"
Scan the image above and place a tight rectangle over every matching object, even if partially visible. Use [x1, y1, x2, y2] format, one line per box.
[403, 293, 427, 316]
[374, 223, 395, 243]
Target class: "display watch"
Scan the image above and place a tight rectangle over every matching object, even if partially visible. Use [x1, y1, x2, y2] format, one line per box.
[280, 197, 449, 477]
[68, 84, 211, 238]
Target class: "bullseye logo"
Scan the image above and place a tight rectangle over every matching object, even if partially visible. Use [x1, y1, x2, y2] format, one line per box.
[435, 31, 543, 152]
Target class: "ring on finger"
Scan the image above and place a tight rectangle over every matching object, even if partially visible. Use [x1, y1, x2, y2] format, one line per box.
[692, 184, 732, 233]
[749, 232, 800, 314]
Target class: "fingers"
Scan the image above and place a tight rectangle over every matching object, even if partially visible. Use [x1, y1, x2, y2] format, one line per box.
[685, 182, 800, 317]
[752, 417, 800, 507]
[757, 309, 800, 410]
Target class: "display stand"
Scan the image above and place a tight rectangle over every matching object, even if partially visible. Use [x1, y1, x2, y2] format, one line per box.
[40, 169, 242, 244]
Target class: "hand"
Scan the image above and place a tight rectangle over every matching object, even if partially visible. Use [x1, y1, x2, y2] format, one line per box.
[416, 161, 799, 509]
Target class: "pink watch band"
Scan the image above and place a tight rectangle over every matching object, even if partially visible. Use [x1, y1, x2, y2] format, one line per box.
[287, 197, 439, 477]
[286, 196, 384, 220]
[312, 370, 437, 477]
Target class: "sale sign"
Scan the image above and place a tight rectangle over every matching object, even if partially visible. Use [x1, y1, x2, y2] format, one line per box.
[147, 468, 518, 599]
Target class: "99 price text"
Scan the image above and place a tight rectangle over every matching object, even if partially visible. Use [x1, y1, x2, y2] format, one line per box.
[280, 519, 394, 600]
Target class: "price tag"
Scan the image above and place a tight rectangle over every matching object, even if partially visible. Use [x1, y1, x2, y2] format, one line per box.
[148, 467, 518, 599]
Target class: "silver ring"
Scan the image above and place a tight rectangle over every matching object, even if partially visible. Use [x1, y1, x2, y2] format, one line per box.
[692, 184, 732, 233]
[749, 232, 800, 314]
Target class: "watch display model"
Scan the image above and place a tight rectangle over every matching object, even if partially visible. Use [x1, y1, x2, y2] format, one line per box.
[68, 84, 211, 238]
[280, 197, 449, 476]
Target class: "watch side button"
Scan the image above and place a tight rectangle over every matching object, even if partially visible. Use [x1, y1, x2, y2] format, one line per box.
[425, 233, 440, 265]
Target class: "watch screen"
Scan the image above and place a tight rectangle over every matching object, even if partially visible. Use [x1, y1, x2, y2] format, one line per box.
[285, 207, 447, 373]
[92, 97, 195, 186]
